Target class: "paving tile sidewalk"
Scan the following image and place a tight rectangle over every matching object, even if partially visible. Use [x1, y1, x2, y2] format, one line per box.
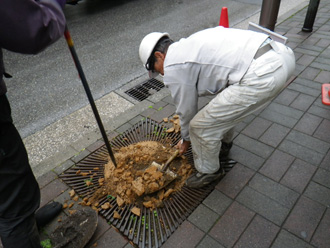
[2, 2, 330, 248]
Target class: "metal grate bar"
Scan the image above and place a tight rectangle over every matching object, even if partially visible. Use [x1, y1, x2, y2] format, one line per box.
[60, 118, 233, 248]
[125, 79, 165, 102]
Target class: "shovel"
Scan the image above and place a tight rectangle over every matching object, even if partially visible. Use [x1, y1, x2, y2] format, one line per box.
[146, 150, 179, 194]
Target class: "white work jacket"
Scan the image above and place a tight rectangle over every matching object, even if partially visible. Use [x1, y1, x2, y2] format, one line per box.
[163, 26, 269, 141]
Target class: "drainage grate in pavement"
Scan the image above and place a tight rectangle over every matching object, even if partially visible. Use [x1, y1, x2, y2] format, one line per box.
[60, 118, 234, 248]
[125, 78, 165, 101]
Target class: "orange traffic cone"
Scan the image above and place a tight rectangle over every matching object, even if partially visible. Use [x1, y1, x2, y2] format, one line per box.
[219, 7, 229, 28]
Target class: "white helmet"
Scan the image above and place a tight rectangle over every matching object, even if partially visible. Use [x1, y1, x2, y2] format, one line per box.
[139, 32, 169, 78]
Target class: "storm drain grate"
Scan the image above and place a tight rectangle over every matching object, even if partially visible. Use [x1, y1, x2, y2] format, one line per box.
[60, 118, 234, 248]
[125, 78, 165, 101]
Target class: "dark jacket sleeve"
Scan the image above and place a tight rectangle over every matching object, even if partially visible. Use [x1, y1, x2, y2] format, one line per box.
[0, 0, 66, 54]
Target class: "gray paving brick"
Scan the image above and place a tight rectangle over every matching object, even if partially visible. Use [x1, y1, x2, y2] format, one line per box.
[259, 150, 295, 182]
[315, 55, 330, 65]
[235, 134, 274, 159]
[284, 196, 325, 241]
[259, 123, 290, 147]
[294, 47, 320, 57]
[85, 139, 104, 153]
[92, 227, 128, 248]
[197, 235, 225, 248]
[230, 145, 265, 171]
[309, 29, 330, 39]
[53, 159, 75, 175]
[267, 102, 304, 120]
[149, 104, 176, 123]
[287, 82, 321, 97]
[286, 129, 330, 154]
[313, 167, 330, 188]
[296, 54, 316, 66]
[314, 118, 330, 143]
[242, 114, 256, 125]
[271, 229, 314, 248]
[304, 181, 330, 207]
[236, 187, 290, 226]
[37, 170, 58, 189]
[188, 204, 219, 232]
[249, 173, 299, 209]
[316, 38, 330, 48]
[86, 216, 111, 248]
[315, 70, 330, 83]
[299, 44, 324, 52]
[140, 106, 157, 118]
[260, 108, 299, 128]
[295, 77, 323, 90]
[274, 88, 299, 106]
[320, 150, 330, 171]
[40, 179, 69, 207]
[234, 215, 280, 248]
[280, 159, 316, 193]
[234, 121, 248, 133]
[71, 148, 92, 164]
[308, 104, 330, 121]
[161, 221, 205, 248]
[216, 163, 255, 199]
[128, 115, 145, 126]
[241, 117, 272, 139]
[294, 112, 323, 135]
[161, 95, 175, 105]
[290, 93, 315, 111]
[203, 189, 232, 215]
[151, 100, 168, 110]
[310, 61, 330, 71]
[209, 202, 255, 248]
[294, 63, 307, 76]
[123, 243, 135, 248]
[279, 140, 324, 165]
[115, 122, 132, 135]
[301, 37, 321, 46]
[311, 208, 330, 248]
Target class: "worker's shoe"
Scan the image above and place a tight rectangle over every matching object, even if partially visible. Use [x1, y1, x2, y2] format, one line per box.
[219, 142, 233, 158]
[185, 168, 225, 188]
[35, 201, 62, 229]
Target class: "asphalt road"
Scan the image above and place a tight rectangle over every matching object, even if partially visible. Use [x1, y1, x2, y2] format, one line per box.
[3, 0, 304, 139]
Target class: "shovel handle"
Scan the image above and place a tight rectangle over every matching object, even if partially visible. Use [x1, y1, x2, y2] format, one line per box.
[162, 150, 180, 172]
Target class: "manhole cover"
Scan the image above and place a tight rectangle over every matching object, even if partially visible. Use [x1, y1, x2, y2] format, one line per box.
[60, 118, 234, 248]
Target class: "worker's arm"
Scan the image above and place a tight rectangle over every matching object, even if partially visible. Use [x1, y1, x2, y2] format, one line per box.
[0, 0, 66, 54]
[164, 63, 200, 142]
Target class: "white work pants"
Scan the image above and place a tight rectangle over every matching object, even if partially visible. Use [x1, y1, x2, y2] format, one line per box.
[189, 42, 295, 174]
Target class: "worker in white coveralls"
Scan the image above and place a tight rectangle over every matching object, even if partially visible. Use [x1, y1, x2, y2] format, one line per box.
[139, 26, 295, 188]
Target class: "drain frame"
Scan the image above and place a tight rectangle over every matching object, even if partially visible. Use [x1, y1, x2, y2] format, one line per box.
[124, 78, 165, 102]
[60, 118, 228, 248]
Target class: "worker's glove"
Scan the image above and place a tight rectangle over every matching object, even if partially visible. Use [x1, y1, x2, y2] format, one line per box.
[53, 0, 66, 9]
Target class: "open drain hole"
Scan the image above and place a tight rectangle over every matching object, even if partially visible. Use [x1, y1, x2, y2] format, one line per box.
[125, 78, 164, 101]
[60, 118, 233, 248]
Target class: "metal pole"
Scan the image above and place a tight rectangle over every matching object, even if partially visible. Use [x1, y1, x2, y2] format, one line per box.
[259, 0, 281, 31]
[63, 25, 117, 167]
[302, 0, 320, 32]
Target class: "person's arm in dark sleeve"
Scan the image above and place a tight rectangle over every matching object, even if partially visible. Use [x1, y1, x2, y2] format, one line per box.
[0, 0, 66, 54]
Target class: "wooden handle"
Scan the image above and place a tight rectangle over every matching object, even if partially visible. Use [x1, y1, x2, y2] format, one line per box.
[162, 150, 180, 172]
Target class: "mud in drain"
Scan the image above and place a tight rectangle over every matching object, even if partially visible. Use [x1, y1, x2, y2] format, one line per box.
[60, 118, 234, 248]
